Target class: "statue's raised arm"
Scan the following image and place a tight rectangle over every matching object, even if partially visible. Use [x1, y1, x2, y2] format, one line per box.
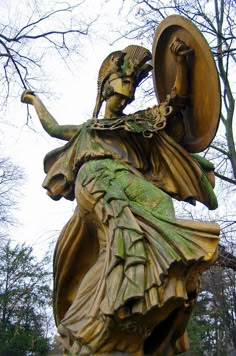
[21, 90, 81, 141]
[169, 37, 194, 98]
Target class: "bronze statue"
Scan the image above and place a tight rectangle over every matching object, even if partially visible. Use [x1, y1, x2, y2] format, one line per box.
[21, 16, 220, 356]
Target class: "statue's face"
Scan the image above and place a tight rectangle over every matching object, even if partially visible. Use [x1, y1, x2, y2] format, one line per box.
[105, 93, 130, 117]
[104, 73, 136, 118]
[108, 73, 135, 100]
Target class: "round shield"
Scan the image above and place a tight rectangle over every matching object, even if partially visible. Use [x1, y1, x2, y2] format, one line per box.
[152, 15, 221, 152]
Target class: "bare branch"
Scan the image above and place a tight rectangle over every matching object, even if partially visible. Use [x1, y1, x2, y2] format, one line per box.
[0, 0, 92, 107]
[215, 171, 236, 185]
[216, 244, 236, 270]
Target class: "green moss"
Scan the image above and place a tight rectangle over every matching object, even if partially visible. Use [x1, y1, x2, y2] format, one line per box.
[200, 173, 218, 210]
[191, 153, 215, 171]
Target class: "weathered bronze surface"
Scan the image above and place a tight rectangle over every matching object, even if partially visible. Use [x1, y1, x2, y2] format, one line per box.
[153, 15, 221, 152]
[21, 16, 220, 356]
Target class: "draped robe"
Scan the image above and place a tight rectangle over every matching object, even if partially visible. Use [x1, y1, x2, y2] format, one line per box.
[42, 104, 220, 355]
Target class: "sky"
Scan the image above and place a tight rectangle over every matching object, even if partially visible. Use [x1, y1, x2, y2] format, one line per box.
[1, 0, 143, 258]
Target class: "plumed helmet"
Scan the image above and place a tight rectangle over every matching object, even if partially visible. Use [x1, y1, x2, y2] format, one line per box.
[92, 45, 152, 118]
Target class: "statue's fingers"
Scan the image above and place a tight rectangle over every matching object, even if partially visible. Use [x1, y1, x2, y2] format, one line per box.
[21, 89, 35, 103]
[178, 48, 194, 56]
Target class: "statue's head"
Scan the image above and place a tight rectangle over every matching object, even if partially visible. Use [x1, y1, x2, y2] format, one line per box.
[93, 45, 152, 118]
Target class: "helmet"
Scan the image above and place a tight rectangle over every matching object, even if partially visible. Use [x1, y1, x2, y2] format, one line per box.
[93, 45, 152, 118]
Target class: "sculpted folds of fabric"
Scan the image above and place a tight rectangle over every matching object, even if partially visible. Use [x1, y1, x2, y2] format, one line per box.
[43, 108, 219, 354]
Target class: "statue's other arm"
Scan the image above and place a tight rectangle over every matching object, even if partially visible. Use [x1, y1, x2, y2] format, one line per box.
[168, 37, 194, 107]
[21, 90, 81, 141]
[163, 39, 193, 142]
[170, 38, 191, 98]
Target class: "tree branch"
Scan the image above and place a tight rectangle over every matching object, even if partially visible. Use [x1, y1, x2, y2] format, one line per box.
[215, 171, 236, 185]
[216, 244, 236, 271]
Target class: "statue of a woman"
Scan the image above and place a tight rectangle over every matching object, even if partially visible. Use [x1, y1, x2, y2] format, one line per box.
[21, 40, 219, 355]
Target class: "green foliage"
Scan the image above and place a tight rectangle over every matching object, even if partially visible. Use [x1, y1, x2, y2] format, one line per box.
[182, 266, 236, 355]
[0, 325, 49, 356]
[0, 240, 52, 355]
[186, 315, 205, 355]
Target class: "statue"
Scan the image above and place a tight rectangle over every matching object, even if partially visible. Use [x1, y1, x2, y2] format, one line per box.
[21, 15, 220, 356]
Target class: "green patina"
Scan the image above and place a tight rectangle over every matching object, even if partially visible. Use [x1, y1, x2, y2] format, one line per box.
[117, 230, 125, 258]
[79, 158, 209, 268]
[199, 172, 218, 209]
[191, 153, 215, 171]
[121, 58, 133, 76]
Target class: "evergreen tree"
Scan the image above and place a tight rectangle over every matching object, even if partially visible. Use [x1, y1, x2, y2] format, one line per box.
[0, 240, 52, 356]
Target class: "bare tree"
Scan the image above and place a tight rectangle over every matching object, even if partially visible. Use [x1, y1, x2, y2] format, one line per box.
[0, 156, 24, 241]
[0, 0, 94, 113]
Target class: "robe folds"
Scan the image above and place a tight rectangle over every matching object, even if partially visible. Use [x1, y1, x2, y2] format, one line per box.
[43, 112, 220, 354]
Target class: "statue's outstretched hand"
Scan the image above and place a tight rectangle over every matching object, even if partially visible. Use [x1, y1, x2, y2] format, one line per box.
[21, 89, 36, 105]
[170, 37, 194, 63]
